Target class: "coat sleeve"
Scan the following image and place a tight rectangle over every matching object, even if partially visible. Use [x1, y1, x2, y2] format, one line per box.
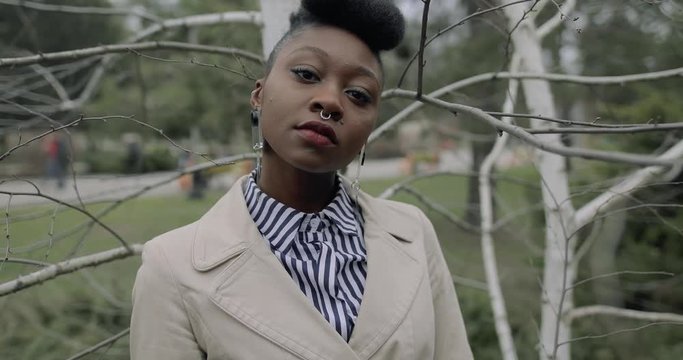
[418, 211, 474, 360]
[130, 241, 205, 360]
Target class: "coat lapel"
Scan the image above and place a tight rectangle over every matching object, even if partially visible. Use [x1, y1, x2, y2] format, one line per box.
[192, 176, 359, 360]
[348, 190, 424, 359]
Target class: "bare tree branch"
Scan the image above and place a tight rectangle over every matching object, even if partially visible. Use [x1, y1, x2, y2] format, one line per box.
[375, 67, 683, 144]
[452, 274, 488, 291]
[42, 11, 263, 114]
[2, 194, 11, 271]
[487, 111, 683, 129]
[398, 185, 480, 234]
[2, 258, 50, 267]
[566, 305, 683, 324]
[0, 41, 263, 68]
[0, 244, 143, 296]
[567, 271, 674, 292]
[0, 0, 160, 22]
[478, 52, 522, 360]
[29, 64, 70, 102]
[557, 322, 683, 348]
[526, 123, 683, 134]
[415, 0, 431, 99]
[386, 89, 680, 167]
[575, 139, 683, 228]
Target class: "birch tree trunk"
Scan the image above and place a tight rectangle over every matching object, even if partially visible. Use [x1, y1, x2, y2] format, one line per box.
[499, 2, 578, 359]
[258, 0, 299, 57]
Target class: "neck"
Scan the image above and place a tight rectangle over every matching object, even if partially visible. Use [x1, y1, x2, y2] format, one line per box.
[257, 157, 337, 213]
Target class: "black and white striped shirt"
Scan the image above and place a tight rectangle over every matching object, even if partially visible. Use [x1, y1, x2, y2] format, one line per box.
[243, 174, 367, 341]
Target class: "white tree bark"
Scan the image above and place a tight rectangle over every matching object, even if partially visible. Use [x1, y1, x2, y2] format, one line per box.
[499, 2, 577, 359]
[478, 54, 522, 360]
[258, 0, 300, 57]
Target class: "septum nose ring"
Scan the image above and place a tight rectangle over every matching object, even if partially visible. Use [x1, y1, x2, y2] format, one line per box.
[320, 110, 332, 120]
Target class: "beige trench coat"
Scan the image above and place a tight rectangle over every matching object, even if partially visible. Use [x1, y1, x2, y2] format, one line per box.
[130, 176, 473, 359]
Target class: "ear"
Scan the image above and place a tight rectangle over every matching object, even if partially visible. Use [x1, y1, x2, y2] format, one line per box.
[250, 78, 264, 109]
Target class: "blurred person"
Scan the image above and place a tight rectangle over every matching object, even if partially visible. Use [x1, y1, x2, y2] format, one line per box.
[130, 1, 473, 359]
[43, 133, 68, 188]
[123, 133, 144, 174]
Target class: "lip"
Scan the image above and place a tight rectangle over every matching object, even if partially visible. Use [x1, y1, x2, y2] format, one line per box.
[295, 121, 339, 146]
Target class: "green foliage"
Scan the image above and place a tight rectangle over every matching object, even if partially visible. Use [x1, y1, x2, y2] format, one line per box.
[142, 145, 176, 172]
[84, 149, 125, 174]
[83, 145, 176, 174]
[84, 0, 263, 143]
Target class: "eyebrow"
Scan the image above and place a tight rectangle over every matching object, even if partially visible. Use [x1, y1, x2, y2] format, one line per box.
[287, 46, 381, 87]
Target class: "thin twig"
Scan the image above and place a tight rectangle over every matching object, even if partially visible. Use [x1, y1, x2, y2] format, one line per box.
[64, 328, 130, 360]
[396, 0, 532, 88]
[567, 271, 673, 291]
[501, 0, 541, 72]
[45, 203, 59, 261]
[556, 322, 683, 348]
[0, 189, 130, 252]
[2, 258, 50, 267]
[0, 0, 160, 22]
[537, 0, 578, 38]
[399, 185, 480, 234]
[1, 194, 11, 271]
[7, 154, 255, 255]
[487, 111, 683, 129]
[416, 0, 432, 99]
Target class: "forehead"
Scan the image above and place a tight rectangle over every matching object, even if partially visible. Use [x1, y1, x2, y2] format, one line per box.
[277, 25, 382, 76]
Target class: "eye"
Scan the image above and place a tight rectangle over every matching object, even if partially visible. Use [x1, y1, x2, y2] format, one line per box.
[346, 88, 372, 105]
[291, 67, 320, 82]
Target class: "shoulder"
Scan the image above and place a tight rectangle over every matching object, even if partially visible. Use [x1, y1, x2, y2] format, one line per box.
[136, 223, 200, 289]
[143, 222, 197, 263]
[360, 192, 436, 245]
[366, 195, 428, 223]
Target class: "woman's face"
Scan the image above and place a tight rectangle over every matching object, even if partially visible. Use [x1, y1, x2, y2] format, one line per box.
[251, 25, 382, 174]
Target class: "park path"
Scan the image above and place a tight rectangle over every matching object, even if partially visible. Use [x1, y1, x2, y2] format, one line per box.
[1, 158, 415, 207]
[0, 149, 488, 207]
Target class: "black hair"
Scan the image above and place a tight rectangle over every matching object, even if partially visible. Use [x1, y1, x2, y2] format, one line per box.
[264, 0, 405, 74]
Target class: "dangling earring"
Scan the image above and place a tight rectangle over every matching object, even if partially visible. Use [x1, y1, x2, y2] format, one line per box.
[351, 144, 366, 234]
[351, 144, 366, 202]
[250, 108, 263, 182]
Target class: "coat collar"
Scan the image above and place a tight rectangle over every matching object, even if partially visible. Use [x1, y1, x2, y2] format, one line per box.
[192, 175, 417, 271]
[192, 175, 424, 360]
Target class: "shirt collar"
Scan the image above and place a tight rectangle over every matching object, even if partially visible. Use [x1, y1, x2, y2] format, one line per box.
[243, 173, 362, 249]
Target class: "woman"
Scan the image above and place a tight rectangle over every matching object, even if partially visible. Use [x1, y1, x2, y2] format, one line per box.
[130, 0, 473, 359]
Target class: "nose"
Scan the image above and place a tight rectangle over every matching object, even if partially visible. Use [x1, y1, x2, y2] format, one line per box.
[309, 84, 344, 122]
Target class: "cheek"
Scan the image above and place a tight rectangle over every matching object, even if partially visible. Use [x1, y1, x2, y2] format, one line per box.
[346, 122, 375, 154]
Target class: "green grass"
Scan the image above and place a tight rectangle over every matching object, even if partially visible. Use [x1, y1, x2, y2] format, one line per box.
[1, 192, 225, 359]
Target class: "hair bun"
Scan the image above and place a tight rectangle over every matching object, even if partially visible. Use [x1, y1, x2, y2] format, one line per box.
[297, 0, 405, 52]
